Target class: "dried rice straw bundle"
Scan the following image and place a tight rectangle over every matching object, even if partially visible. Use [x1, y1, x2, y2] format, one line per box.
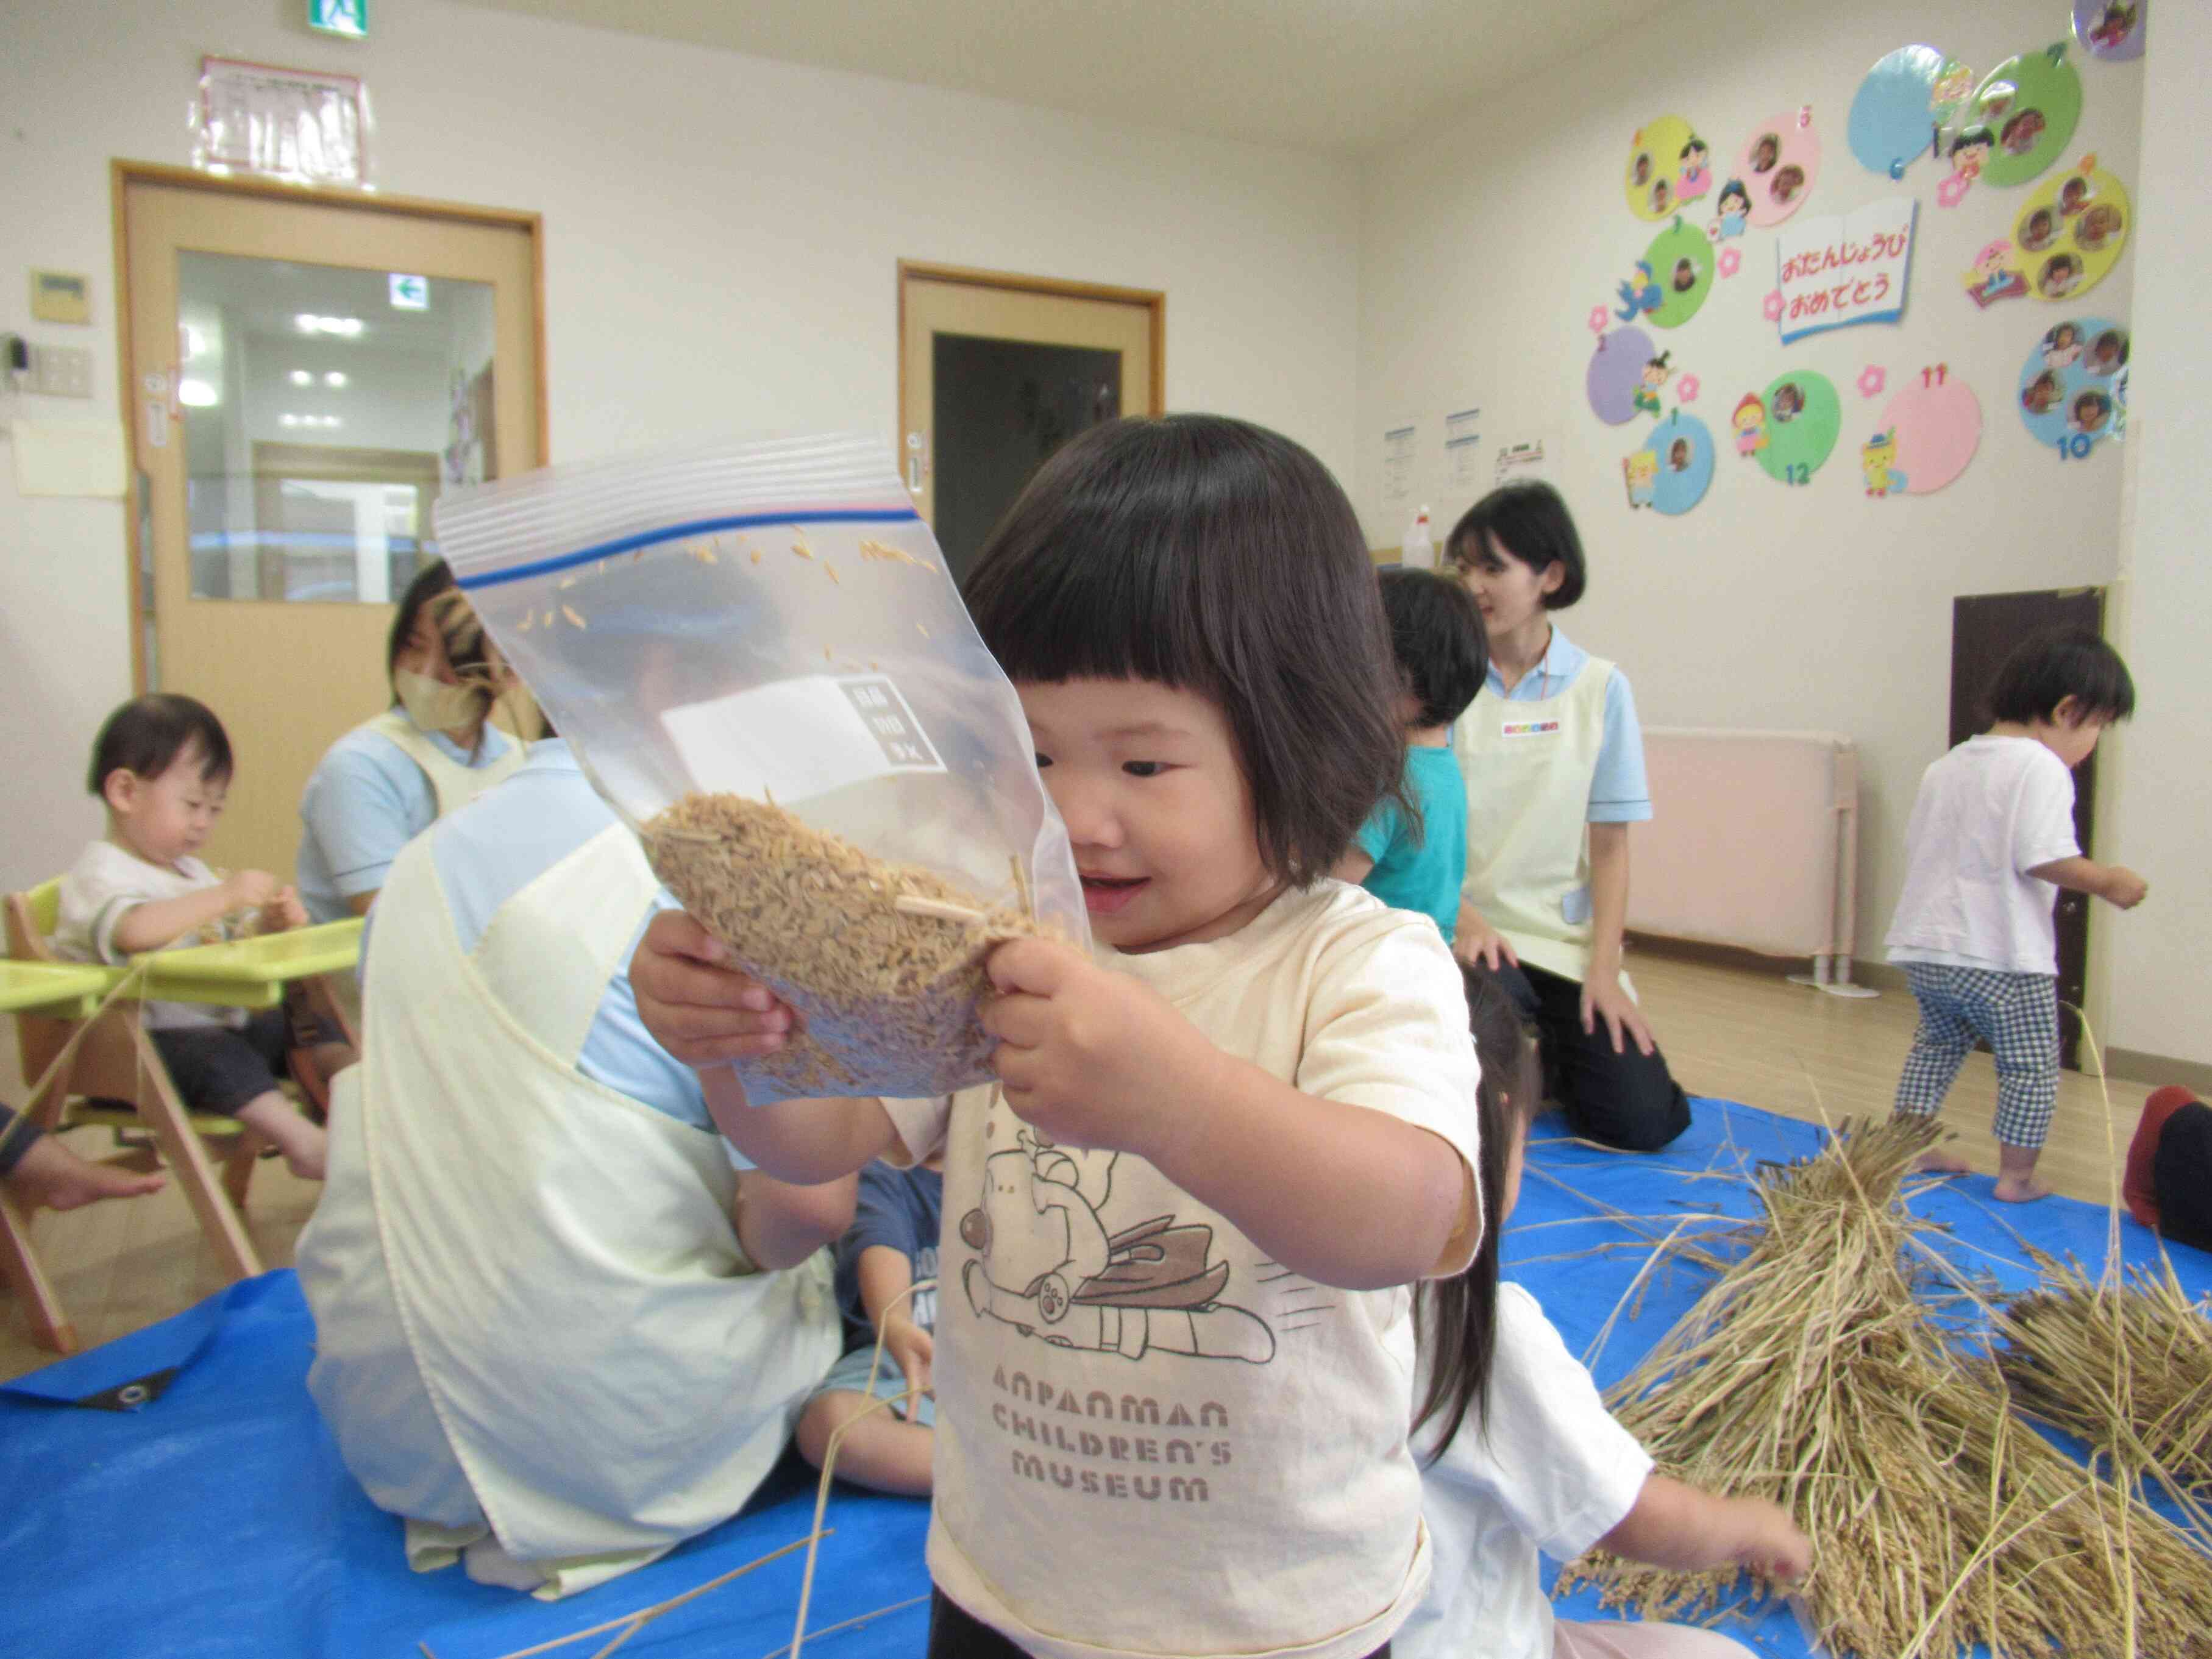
[642, 792, 1048, 1098]
[1559, 1116, 2212, 1659]
[2000, 1250, 2212, 1513]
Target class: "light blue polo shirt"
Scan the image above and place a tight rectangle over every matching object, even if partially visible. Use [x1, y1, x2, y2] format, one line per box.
[1479, 626, 1653, 824]
[296, 716, 517, 923]
[360, 739, 716, 1135]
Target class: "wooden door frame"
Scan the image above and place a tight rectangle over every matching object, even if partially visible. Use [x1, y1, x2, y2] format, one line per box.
[110, 160, 549, 692]
[896, 260, 1167, 442]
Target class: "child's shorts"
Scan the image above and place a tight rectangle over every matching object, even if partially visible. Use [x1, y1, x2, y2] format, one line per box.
[149, 1008, 293, 1116]
[813, 1341, 937, 1426]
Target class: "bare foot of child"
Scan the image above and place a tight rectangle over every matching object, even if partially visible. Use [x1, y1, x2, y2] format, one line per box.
[1992, 1174, 2052, 1203]
[8, 1136, 167, 1211]
[1913, 1149, 1972, 1175]
[237, 1098, 329, 1181]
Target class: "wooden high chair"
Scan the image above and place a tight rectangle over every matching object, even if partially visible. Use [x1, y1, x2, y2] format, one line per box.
[4, 880, 363, 1351]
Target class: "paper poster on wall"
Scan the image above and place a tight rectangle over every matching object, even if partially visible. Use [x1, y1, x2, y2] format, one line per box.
[1865, 366, 1982, 496]
[2074, 1, 2144, 60]
[1733, 108, 1821, 229]
[1774, 199, 1916, 343]
[1587, 327, 1657, 425]
[2018, 316, 2128, 457]
[1493, 437, 1556, 488]
[2018, 157, 2130, 300]
[1735, 371, 1841, 485]
[1445, 407, 1484, 489]
[1960, 46, 2083, 189]
[1623, 410, 1714, 515]
[1625, 116, 1709, 221]
[1643, 218, 1714, 329]
[1848, 46, 1964, 180]
[1381, 422, 1418, 517]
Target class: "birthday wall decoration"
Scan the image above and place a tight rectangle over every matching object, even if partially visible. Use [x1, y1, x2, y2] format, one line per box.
[1623, 409, 1715, 515]
[1586, 327, 1660, 425]
[1773, 199, 1917, 344]
[2016, 157, 2130, 300]
[1960, 46, 2083, 189]
[2018, 316, 2128, 456]
[1625, 116, 1710, 221]
[1643, 218, 1715, 329]
[1735, 371, 1843, 486]
[1865, 365, 1983, 496]
[1730, 108, 1822, 229]
[2074, 1, 2144, 61]
[1847, 46, 1966, 180]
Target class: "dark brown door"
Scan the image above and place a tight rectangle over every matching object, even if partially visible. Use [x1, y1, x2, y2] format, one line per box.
[1949, 588, 2104, 1069]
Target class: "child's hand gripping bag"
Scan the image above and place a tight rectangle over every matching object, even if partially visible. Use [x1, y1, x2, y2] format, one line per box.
[433, 434, 1089, 1098]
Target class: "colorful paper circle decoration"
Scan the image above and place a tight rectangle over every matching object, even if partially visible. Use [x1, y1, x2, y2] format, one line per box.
[1643, 218, 1714, 330]
[1865, 369, 1982, 497]
[1625, 116, 1710, 222]
[1733, 372, 1842, 485]
[2015, 157, 2130, 302]
[1587, 327, 1660, 425]
[1961, 47, 2083, 189]
[2018, 316, 2127, 456]
[2072, 1, 2144, 63]
[1623, 410, 1714, 516]
[1733, 110, 1821, 228]
[1849, 46, 1955, 180]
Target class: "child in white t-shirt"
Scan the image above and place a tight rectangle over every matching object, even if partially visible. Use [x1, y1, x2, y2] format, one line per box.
[54, 695, 336, 1179]
[1404, 971, 1808, 1659]
[630, 414, 1484, 1659]
[1885, 630, 2146, 1201]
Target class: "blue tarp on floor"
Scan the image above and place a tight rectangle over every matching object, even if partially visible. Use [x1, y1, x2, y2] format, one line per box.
[3, 1098, 2204, 1659]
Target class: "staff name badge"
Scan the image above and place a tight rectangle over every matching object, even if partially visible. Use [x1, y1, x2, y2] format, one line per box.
[1501, 719, 1562, 738]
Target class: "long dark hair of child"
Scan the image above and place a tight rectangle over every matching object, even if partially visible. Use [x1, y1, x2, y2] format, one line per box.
[962, 414, 1409, 880]
[1414, 968, 1540, 1457]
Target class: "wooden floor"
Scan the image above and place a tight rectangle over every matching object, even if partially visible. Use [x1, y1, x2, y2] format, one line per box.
[0, 950, 2164, 1382]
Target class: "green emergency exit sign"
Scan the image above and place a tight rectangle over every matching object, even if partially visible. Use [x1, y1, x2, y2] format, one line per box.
[308, 0, 368, 39]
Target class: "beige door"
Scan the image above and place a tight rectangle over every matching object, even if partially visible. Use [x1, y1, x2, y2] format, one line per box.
[898, 263, 1162, 581]
[121, 165, 542, 875]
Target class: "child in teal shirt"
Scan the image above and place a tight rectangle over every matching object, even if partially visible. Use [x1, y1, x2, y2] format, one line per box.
[1336, 567, 1488, 943]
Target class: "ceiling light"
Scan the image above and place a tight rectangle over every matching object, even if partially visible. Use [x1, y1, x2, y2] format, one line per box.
[295, 313, 320, 333]
[293, 314, 366, 338]
[177, 379, 218, 408]
[324, 371, 348, 388]
[290, 369, 313, 386]
[280, 413, 302, 427]
[180, 325, 208, 361]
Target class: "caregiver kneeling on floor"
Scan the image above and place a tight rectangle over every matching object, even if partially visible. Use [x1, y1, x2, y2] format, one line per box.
[294, 726, 850, 1599]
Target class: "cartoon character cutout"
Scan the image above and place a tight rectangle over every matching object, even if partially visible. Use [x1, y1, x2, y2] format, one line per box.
[1633, 351, 1673, 417]
[2042, 322, 2084, 371]
[2039, 254, 2084, 300]
[2021, 369, 2064, 417]
[1676, 136, 1712, 202]
[1712, 179, 1751, 240]
[1938, 126, 1994, 208]
[959, 1128, 1275, 1365]
[2069, 389, 2113, 436]
[1615, 260, 1663, 321]
[1965, 241, 2028, 310]
[1623, 448, 1659, 510]
[1861, 430, 1908, 497]
[1732, 393, 1768, 456]
[2077, 202, 2124, 252]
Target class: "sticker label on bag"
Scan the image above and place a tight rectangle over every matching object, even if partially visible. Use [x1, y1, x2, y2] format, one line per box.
[662, 673, 946, 804]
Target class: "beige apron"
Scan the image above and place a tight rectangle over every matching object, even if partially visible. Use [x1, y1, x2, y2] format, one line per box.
[296, 826, 840, 1598]
[1457, 660, 1631, 989]
[364, 709, 527, 818]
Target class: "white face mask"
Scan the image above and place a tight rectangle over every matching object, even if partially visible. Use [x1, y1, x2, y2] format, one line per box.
[394, 668, 489, 734]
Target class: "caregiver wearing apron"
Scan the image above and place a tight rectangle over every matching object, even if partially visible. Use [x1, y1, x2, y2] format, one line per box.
[296, 562, 525, 926]
[1447, 483, 1691, 1153]
[296, 734, 849, 1598]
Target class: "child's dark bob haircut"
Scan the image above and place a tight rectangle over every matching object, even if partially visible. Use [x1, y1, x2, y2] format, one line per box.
[386, 558, 455, 696]
[964, 414, 1405, 883]
[87, 694, 233, 797]
[1379, 567, 1490, 730]
[1446, 481, 1588, 610]
[1986, 628, 2136, 726]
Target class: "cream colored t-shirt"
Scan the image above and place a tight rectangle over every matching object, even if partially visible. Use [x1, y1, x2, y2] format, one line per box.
[881, 881, 1483, 1659]
[53, 840, 246, 1031]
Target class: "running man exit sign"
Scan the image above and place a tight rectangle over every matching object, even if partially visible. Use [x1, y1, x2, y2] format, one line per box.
[308, 0, 368, 40]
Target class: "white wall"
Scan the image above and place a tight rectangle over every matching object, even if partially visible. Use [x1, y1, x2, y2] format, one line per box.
[0, 0, 1360, 889]
[1359, 0, 2146, 1007]
[2105, 5, 2209, 1070]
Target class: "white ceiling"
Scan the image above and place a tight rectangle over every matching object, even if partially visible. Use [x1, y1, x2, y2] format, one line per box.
[460, 0, 1675, 157]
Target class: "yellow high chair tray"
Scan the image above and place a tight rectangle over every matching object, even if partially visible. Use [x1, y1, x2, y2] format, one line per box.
[133, 918, 366, 1010]
[0, 960, 119, 1019]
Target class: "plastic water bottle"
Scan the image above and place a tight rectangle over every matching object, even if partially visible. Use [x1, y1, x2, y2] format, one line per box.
[1403, 506, 1434, 569]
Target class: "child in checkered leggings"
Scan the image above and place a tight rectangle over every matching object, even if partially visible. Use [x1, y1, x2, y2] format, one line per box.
[1885, 631, 2147, 1202]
